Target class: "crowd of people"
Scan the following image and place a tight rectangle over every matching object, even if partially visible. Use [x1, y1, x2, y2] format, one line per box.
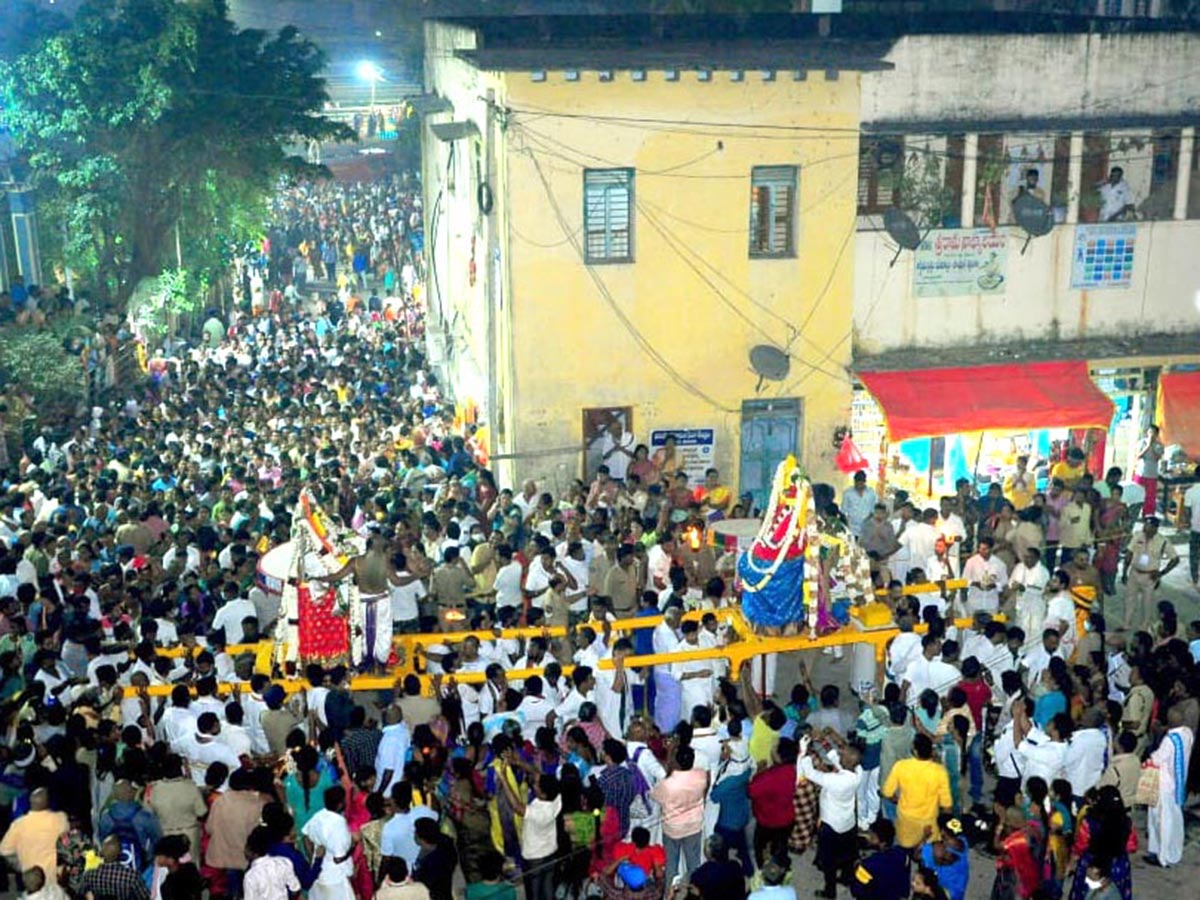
[0, 173, 1197, 900]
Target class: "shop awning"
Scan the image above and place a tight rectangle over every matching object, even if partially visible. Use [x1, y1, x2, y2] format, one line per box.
[1158, 371, 1200, 454]
[857, 360, 1115, 442]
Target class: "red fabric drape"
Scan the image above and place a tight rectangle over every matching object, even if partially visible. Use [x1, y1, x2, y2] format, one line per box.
[858, 360, 1115, 442]
[1158, 371, 1200, 455]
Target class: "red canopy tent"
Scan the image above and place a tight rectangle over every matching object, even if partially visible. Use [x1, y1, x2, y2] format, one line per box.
[1157, 371, 1200, 455]
[858, 360, 1115, 442]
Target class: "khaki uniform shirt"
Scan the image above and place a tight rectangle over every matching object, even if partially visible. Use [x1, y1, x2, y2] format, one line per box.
[1127, 532, 1177, 576]
[603, 563, 638, 615]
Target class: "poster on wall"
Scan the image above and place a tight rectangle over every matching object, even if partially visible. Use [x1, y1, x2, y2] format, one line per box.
[1071, 223, 1136, 289]
[650, 428, 716, 485]
[912, 229, 1009, 297]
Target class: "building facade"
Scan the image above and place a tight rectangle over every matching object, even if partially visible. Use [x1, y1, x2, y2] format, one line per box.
[850, 26, 1200, 497]
[421, 11, 1200, 505]
[421, 15, 888, 504]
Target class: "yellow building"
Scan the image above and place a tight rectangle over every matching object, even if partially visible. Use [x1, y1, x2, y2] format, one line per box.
[420, 14, 889, 506]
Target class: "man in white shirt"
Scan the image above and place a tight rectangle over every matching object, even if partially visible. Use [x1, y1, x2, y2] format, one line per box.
[556, 667, 594, 731]
[1098, 166, 1136, 222]
[937, 499, 967, 568]
[900, 634, 959, 703]
[899, 509, 940, 578]
[1044, 584, 1079, 660]
[674, 621, 715, 718]
[841, 471, 878, 539]
[597, 420, 635, 482]
[492, 545, 523, 613]
[1065, 709, 1109, 802]
[516, 677, 557, 732]
[158, 686, 198, 750]
[559, 542, 591, 622]
[626, 717, 668, 842]
[977, 622, 1016, 687]
[512, 480, 538, 519]
[886, 615, 922, 685]
[797, 739, 864, 898]
[374, 707, 411, 796]
[645, 537, 675, 591]
[220, 703, 254, 758]
[594, 639, 639, 740]
[887, 502, 915, 584]
[211, 592, 257, 642]
[1020, 629, 1065, 686]
[301, 788, 355, 900]
[962, 537, 1007, 615]
[1008, 548, 1050, 601]
[179, 713, 241, 787]
[1018, 713, 1069, 789]
[652, 603, 682, 731]
[389, 561, 426, 633]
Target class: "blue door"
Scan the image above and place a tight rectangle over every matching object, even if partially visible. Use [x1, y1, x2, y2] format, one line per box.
[739, 399, 802, 516]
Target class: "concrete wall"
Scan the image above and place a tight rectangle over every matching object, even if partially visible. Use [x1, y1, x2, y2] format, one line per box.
[862, 31, 1200, 127]
[853, 218, 1200, 354]
[422, 22, 506, 459]
[497, 70, 862, 492]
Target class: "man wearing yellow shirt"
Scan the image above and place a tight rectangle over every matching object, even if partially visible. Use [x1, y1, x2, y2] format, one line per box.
[1004, 455, 1037, 510]
[1049, 447, 1088, 489]
[880, 733, 952, 848]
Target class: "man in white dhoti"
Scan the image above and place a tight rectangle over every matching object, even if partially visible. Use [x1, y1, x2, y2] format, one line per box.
[301, 786, 356, 900]
[673, 621, 715, 719]
[325, 534, 406, 672]
[1147, 707, 1194, 868]
[653, 603, 682, 732]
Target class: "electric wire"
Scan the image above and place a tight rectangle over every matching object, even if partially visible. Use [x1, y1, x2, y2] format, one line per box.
[519, 147, 738, 415]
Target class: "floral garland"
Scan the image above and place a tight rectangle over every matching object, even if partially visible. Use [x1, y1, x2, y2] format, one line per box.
[298, 492, 367, 664]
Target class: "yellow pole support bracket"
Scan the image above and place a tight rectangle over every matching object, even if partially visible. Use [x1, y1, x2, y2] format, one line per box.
[124, 585, 992, 697]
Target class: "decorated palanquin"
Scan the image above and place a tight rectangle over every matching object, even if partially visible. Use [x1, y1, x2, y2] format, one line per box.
[263, 492, 366, 670]
[737, 456, 873, 636]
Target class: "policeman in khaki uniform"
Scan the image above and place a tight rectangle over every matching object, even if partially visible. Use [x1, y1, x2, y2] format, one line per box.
[1121, 516, 1179, 631]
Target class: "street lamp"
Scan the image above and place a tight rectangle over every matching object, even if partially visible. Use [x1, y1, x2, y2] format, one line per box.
[356, 60, 383, 109]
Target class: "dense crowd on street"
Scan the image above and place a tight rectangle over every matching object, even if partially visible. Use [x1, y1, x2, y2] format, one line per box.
[0, 174, 1198, 900]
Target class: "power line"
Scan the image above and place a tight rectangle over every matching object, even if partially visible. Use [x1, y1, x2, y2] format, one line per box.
[519, 147, 738, 415]
[635, 200, 854, 384]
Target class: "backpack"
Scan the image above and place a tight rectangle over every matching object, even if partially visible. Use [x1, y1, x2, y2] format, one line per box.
[627, 748, 653, 820]
[107, 806, 147, 873]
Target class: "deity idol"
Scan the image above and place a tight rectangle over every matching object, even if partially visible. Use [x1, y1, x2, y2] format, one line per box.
[736, 456, 841, 634]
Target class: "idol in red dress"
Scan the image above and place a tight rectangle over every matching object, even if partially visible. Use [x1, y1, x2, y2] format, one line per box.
[297, 583, 349, 666]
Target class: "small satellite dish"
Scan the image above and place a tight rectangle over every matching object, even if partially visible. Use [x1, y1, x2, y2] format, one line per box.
[749, 345, 790, 391]
[1011, 193, 1055, 254]
[883, 207, 922, 267]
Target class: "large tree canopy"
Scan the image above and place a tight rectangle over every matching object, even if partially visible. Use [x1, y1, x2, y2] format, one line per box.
[0, 0, 352, 305]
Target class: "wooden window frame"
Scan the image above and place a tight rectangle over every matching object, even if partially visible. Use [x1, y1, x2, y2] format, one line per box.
[583, 168, 634, 264]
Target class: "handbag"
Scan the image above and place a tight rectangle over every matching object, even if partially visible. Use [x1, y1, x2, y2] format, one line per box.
[1135, 763, 1160, 806]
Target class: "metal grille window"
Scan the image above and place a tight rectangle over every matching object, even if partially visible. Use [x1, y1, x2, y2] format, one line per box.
[857, 137, 902, 215]
[583, 168, 633, 263]
[749, 166, 797, 257]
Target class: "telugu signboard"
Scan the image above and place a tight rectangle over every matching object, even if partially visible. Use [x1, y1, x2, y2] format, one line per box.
[1071, 223, 1136, 290]
[913, 229, 1009, 297]
[650, 428, 716, 485]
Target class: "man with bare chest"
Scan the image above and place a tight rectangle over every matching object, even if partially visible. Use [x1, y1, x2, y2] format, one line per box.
[328, 534, 405, 672]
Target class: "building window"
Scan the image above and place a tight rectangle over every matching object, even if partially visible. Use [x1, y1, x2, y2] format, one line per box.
[583, 168, 633, 263]
[749, 166, 797, 257]
[857, 137, 903, 216]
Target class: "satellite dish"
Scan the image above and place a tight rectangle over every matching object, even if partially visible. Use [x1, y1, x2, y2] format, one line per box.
[883, 207, 922, 267]
[1011, 192, 1055, 254]
[749, 345, 790, 391]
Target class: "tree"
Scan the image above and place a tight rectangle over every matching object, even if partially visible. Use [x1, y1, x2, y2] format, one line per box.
[0, 0, 353, 307]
